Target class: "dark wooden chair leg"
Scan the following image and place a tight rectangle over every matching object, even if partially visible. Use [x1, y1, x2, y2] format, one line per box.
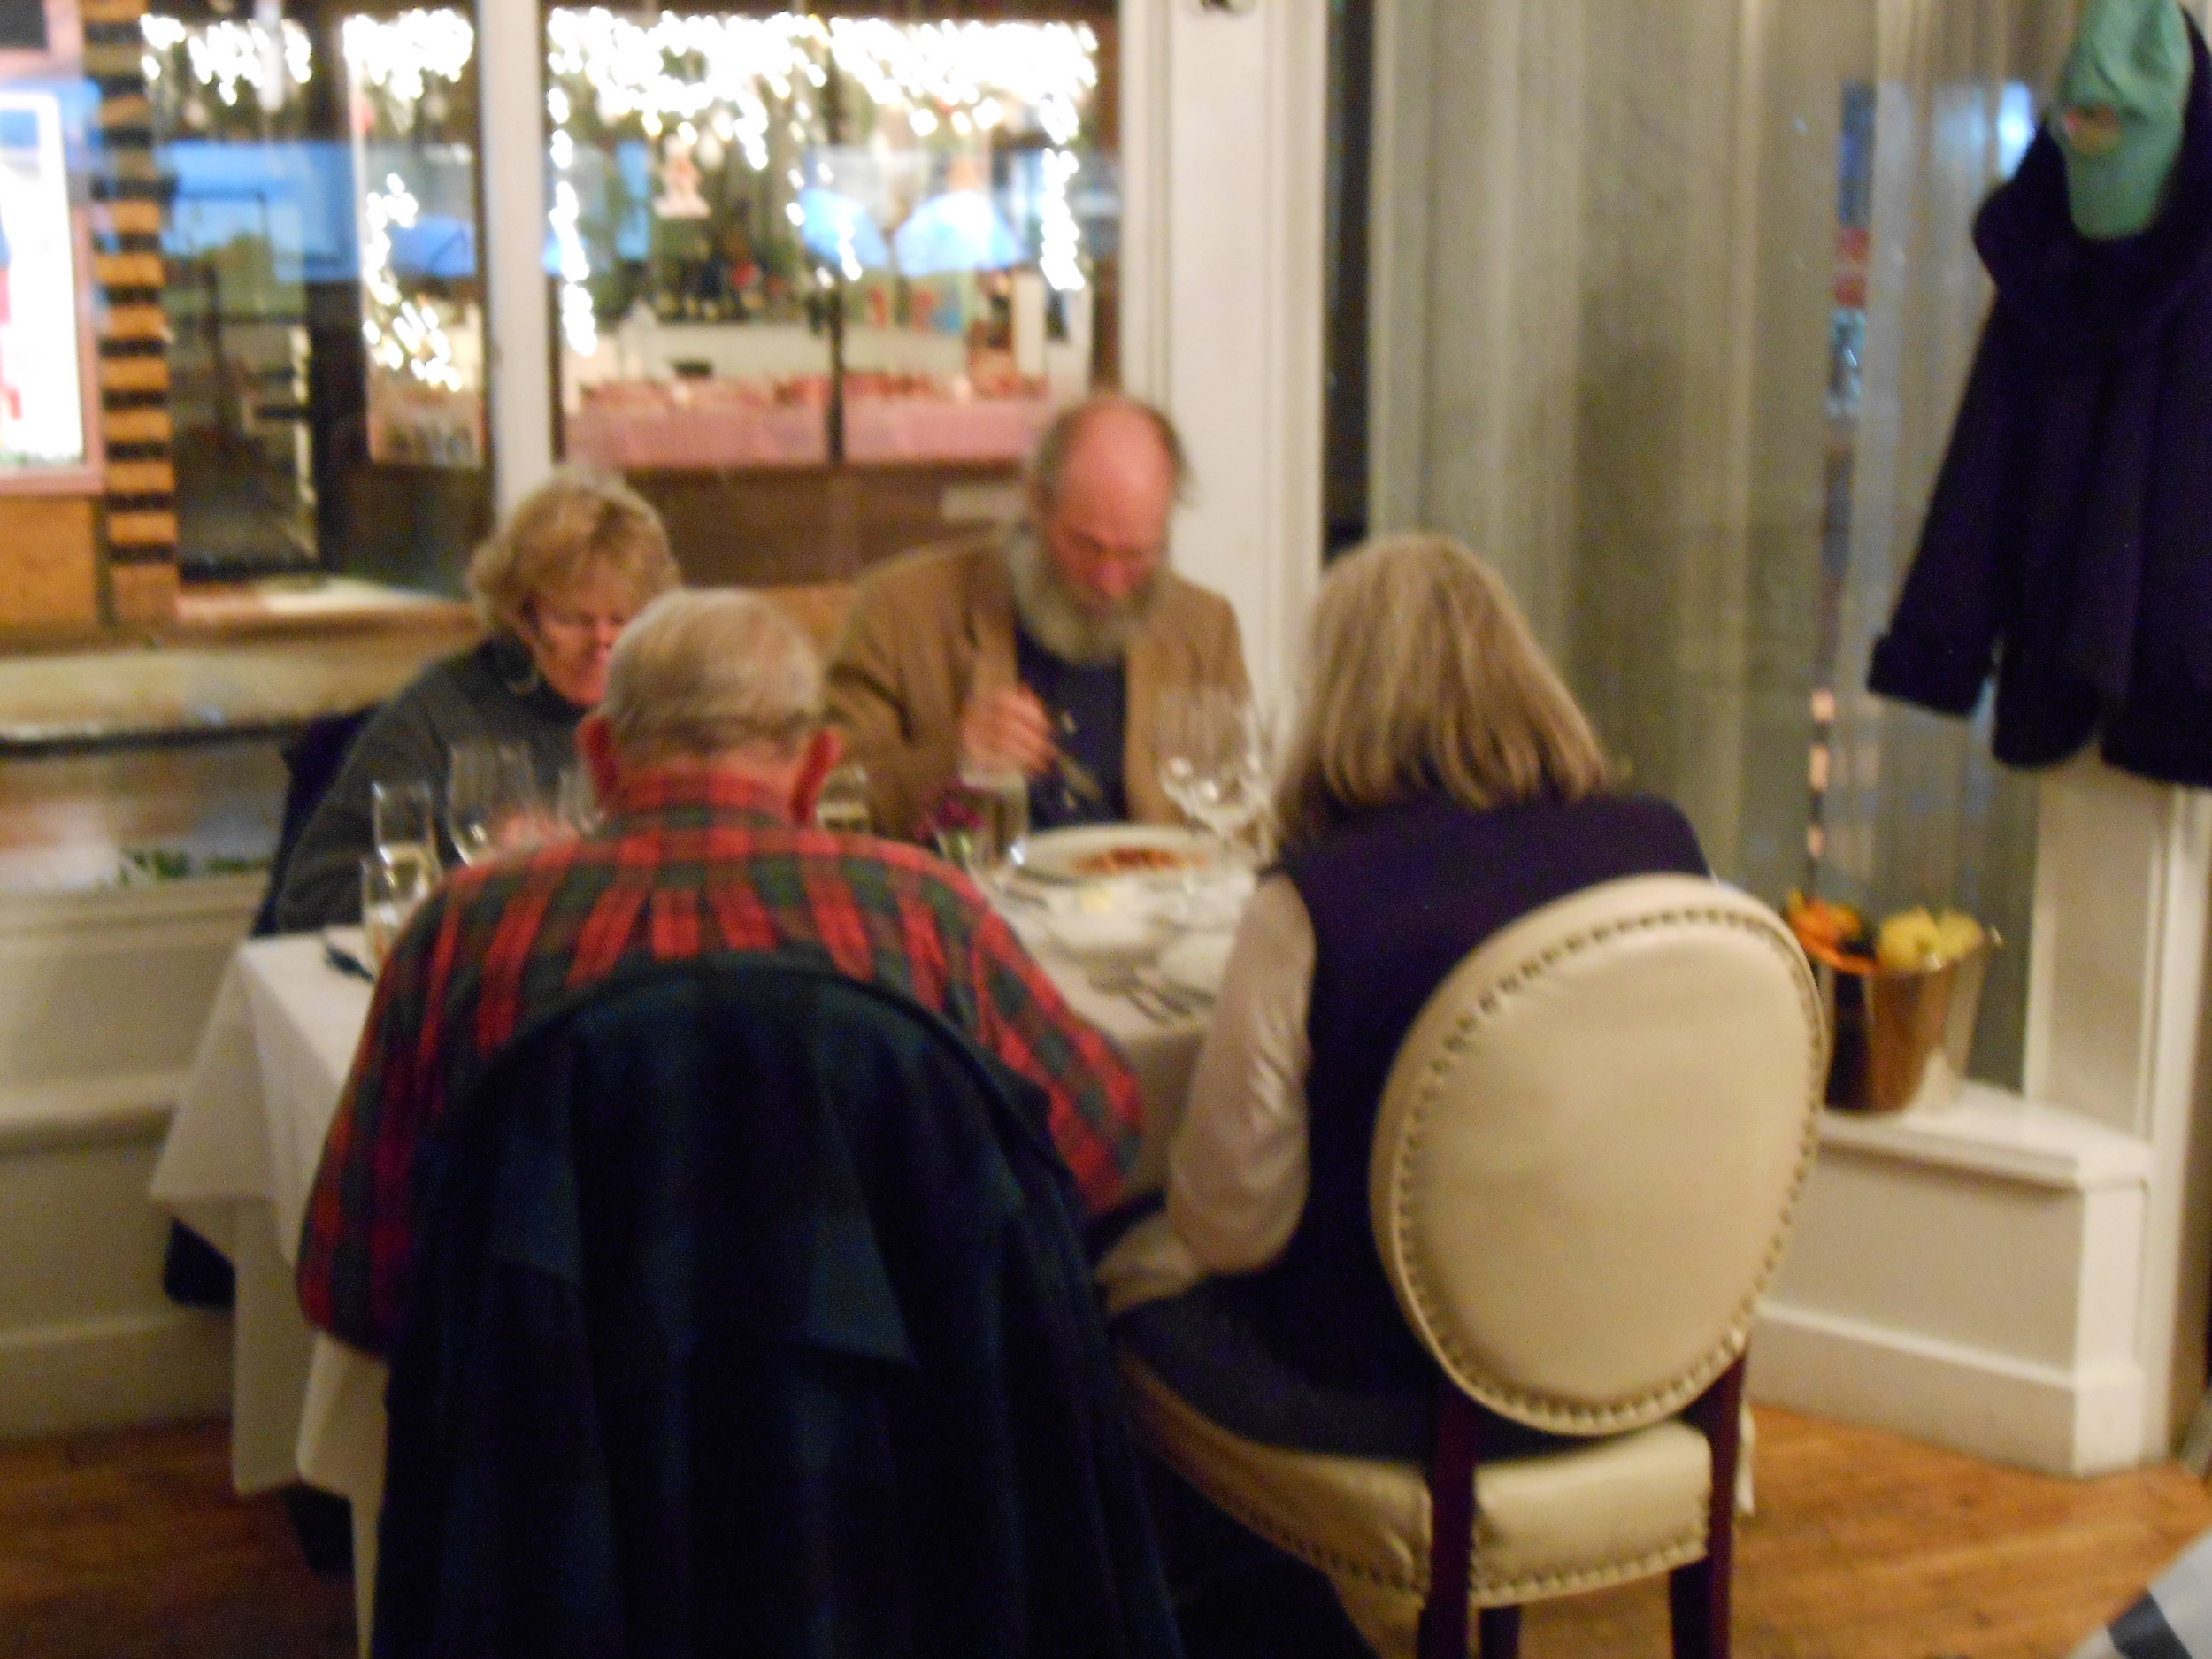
[1476, 1603, 1521, 1657]
[1417, 1386, 1483, 1659]
[1668, 1354, 1747, 1659]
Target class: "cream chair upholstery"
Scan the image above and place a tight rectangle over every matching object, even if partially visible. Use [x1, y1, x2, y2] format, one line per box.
[1121, 875, 1824, 1658]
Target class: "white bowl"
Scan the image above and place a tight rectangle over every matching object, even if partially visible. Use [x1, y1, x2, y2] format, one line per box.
[1044, 908, 1173, 977]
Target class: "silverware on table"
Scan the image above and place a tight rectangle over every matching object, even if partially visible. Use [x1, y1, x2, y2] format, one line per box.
[1053, 711, 1106, 804]
[323, 941, 376, 984]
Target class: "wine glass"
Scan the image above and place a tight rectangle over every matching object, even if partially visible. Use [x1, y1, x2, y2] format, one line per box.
[370, 779, 442, 892]
[360, 853, 435, 970]
[448, 742, 546, 866]
[1155, 688, 1271, 854]
[555, 762, 602, 836]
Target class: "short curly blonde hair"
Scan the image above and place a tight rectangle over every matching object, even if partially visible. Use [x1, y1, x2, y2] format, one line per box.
[465, 469, 679, 639]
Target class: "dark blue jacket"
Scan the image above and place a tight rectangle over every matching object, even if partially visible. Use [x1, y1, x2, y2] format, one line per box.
[1868, 20, 2212, 787]
[373, 954, 1180, 1659]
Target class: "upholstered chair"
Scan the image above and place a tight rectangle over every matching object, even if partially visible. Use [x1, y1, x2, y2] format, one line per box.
[1120, 874, 1825, 1658]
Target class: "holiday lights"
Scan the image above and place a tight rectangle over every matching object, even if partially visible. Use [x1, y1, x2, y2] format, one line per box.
[342, 10, 473, 119]
[539, 11, 1096, 155]
[1039, 148, 1084, 292]
[537, 6, 1102, 332]
[139, 15, 312, 111]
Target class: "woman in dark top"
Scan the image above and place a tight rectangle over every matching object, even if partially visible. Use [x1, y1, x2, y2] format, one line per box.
[269, 471, 679, 930]
[1110, 532, 1707, 1459]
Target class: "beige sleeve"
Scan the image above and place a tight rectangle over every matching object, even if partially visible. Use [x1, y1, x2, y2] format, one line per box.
[825, 591, 959, 841]
[1164, 874, 1315, 1274]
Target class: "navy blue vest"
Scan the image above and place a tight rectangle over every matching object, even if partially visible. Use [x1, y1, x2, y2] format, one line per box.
[1221, 792, 1707, 1395]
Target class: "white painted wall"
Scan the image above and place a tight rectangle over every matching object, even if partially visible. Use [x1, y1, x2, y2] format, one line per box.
[478, 0, 553, 518]
[0, 878, 256, 1440]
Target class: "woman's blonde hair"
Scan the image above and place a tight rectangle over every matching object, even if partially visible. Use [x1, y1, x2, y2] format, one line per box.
[1274, 533, 1609, 847]
[465, 469, 679, 639]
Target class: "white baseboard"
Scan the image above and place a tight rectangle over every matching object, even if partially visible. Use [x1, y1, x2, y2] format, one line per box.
[0, 1307, 232, 1442]
[1753, 1301, 2147, 1477]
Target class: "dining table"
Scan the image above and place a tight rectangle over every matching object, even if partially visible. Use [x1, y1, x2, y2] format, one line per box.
[148, 866, 1242, 1651]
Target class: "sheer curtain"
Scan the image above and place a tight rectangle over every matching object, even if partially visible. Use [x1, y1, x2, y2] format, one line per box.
[1371, 0, 2087, 1084]
[1819, 0, 2070, 1083]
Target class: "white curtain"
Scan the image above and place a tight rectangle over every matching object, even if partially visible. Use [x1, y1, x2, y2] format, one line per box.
[1372, 0, 2093, 1083]
[1819, 0, 2071, 1081]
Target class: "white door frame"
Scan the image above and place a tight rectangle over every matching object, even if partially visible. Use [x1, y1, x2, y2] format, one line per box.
[1121, 0, 1328, 704]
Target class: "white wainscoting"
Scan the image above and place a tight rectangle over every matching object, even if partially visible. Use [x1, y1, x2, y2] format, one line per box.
[0, 876, 258, 1439]
[1755, 1087, 2155, 1475]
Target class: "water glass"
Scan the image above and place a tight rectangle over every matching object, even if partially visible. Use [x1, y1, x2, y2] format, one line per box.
[954, 764, 1030, 882]
[370, 779, 441, 887]
[555, 762, 602, 835]
[814, 763, 873, 834]
[361, 853, 434, 970]
[449, 742, 545, 865]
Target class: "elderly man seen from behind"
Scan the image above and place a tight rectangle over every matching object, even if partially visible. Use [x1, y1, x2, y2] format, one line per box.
[296, 589, 1146, 1356]
[827, 395, 1248, 840]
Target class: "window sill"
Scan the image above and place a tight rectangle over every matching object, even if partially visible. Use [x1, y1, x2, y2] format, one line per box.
[1818, 1081, 2154, 1193]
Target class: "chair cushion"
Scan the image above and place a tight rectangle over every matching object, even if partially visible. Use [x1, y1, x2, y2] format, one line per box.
[1122, 1356, 1710, 1653]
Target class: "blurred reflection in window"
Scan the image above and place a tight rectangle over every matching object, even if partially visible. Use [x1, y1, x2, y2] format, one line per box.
[144, 4, 489, 590]
[543, 11, 1119, 580]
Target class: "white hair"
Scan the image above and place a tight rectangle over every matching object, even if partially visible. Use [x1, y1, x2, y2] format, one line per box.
[599, 589, 823, 763]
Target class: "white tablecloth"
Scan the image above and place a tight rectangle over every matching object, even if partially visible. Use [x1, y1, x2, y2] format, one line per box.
[150, 906, 1223, 1639]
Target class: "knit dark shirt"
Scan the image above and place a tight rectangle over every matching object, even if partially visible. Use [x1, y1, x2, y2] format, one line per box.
[270, 637, 585, 931]
[1015, 624, 1127, 830]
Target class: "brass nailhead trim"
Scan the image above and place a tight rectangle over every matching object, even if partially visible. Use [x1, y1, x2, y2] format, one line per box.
[1384, 902, 1826, 1435]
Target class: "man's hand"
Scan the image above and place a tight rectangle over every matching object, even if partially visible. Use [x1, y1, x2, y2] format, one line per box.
[959, 687, 1056, 779]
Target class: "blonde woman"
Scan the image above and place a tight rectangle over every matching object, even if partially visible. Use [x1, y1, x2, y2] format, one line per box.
[1114, 533, 1707, 1461]
[270, 471, 679, 930]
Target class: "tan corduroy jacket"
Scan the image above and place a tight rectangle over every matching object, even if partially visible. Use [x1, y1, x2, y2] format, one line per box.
[826, 536, 1248, 841]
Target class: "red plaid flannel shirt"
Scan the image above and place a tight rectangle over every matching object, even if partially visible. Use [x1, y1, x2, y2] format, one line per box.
[296, 769, 1144, 1355]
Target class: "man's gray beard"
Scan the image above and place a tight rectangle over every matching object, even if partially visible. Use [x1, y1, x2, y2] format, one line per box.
[1004, 526, 1161, 668]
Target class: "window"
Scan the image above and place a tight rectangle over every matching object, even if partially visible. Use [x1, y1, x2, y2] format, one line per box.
[144, 1, 490, 588]
[541, 6, 1119, 584]
[1371, 0, 2068, 1085]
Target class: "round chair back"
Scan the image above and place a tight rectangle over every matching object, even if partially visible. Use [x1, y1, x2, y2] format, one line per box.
[1370, 875, 1824, 1436]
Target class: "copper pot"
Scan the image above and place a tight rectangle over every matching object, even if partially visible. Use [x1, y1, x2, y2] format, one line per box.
[1815, 941, 1994, 1114]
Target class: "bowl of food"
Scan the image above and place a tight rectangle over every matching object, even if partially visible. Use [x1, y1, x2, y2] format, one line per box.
[1018, 825, 1214, 886]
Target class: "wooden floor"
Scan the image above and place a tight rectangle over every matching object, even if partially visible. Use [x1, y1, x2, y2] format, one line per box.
[3, 1407, 2210, 1658]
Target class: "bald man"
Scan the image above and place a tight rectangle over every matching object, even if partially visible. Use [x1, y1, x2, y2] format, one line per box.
[826, 396, 1248, 841]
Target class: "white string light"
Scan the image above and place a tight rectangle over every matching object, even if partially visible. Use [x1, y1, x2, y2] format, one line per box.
[342, 10, 474, 111]
[139, 16, 313, 108]
[531, 11, 1101, 341]
[1039, 147, 1085, 292]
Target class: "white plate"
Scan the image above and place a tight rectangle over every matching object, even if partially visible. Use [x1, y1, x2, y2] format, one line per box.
[1156, 930, 1236, 996]
[1017, 824, 1216, 885]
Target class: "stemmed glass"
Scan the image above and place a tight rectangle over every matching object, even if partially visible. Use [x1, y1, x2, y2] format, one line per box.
[1155, 688, 1271, 859]
[448, 742, 549, 866]
[370, 779, 442, 891]
[554, 762, 602, 836]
